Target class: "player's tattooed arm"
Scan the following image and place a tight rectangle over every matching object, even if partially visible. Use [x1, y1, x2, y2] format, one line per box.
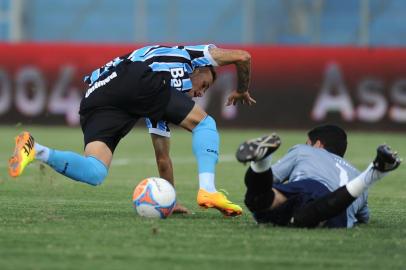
[209, 47, 251, 93]
[235, 59, 251, 93]
[210, 47, 256, 106]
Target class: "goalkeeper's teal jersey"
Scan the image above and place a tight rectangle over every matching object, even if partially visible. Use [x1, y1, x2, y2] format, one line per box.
[272, 144, 369, 227]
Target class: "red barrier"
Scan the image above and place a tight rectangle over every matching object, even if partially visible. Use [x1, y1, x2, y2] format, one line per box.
[0, 43, 406, 130]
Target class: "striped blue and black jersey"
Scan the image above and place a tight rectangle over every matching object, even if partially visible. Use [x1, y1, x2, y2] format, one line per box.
[84, 44, 218, 93]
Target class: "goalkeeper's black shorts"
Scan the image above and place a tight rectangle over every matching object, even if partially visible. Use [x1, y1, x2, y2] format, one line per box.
[253, 180, 348, 228]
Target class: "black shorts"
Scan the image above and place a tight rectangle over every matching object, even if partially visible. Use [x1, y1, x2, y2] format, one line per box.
[80, 61, 170, 120]
[253, 180, 347, 228]
[79, 63, 195, 152]
[79, 106, 136, 152]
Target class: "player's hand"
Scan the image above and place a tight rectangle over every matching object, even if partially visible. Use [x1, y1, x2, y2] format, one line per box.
[172, 202, 191, 214]
[225, 90, 256, 106]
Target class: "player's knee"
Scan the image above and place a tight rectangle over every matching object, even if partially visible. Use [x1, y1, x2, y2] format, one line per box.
[244, 189, 275, 213]
[193, 115, 217, 132]
[86, 172, 107, 186]
[87, 171, 107, 186]
[156, 156, 172, 174]
[291, 208, 320, 228]
[86, 157, 108, 186]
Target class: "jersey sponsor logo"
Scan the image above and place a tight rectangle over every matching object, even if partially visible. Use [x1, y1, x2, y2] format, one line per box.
[170, 67, 184, 89]
[206, 149, 219, 156]
[85, 72, 117, 98]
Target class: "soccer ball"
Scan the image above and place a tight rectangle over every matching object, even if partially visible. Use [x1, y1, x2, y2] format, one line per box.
[132, 177, 176, 218]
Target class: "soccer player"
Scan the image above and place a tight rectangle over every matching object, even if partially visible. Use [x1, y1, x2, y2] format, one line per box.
[235, 125, 401, 228]
[144, 75, 249, 214]
[8, 44, 255, 217]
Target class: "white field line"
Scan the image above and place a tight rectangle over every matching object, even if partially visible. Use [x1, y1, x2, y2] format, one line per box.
[112, 154, 236, 166]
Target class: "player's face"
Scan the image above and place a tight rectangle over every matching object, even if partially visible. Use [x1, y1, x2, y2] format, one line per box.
[189, 68, 214, 98]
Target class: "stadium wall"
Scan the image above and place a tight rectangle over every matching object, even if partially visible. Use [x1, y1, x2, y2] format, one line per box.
[0, 43, 406, 131]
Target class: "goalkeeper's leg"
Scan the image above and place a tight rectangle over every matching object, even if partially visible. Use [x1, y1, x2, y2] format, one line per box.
[291, 144, 401, 228]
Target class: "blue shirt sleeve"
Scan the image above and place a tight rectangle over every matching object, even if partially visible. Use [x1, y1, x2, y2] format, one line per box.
[355, 192, 370, 224]
[271, 145, 301, 183]
[346, 191, 369, 227]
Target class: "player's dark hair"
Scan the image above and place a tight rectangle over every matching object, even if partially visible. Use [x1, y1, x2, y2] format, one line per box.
[307, 124, 347, 157]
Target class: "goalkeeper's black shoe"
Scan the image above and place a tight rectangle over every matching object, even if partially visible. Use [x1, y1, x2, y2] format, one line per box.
[236, 133, 281, 163]
[372, 144, 401, 172]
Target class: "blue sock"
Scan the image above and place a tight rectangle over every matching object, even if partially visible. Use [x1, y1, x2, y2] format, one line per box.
[192, 116, 219, 191]
[46, 150, 108, 186]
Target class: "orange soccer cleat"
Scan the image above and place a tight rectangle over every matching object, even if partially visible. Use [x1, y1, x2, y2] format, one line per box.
[8, 131, 36, 177]
[197, 188, 243, 217]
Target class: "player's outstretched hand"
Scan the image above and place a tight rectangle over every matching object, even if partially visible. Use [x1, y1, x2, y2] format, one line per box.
[225, 90, 256, 106]
[172, 202, 191, 214]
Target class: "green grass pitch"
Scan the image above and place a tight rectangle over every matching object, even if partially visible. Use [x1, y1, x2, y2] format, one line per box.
[0, 126, 405, 270]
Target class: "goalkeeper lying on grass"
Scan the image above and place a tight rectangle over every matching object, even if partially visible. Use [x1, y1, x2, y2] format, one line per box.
[236, 125, 401, 228]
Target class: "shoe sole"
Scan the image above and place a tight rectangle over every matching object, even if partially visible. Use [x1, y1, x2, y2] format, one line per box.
[236, 133, 281, 163]
[198, 203, 242, 217]
[373, 144, 401, 172]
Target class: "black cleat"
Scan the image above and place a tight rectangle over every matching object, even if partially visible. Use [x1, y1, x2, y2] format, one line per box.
[236, 133, 281, 163]
[372, 144, 401, 172]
